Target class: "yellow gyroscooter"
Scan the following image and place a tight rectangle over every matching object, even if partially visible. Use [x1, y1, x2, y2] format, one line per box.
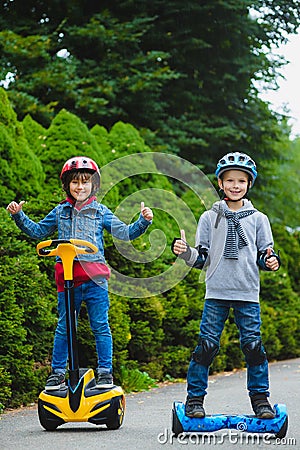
[36, 239, 125, 431]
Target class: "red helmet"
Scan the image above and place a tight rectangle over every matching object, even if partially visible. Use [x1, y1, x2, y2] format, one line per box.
[60, 156, 100, 179]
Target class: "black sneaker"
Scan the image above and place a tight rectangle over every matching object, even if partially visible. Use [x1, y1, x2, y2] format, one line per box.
[251, 393, 275, 419]
[96, 371, 114, 388]
[45, 372, 66, 391]
[185, 396, 205, 418]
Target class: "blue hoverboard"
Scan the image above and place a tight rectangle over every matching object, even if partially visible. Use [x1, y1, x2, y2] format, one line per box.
[172, 402, 288, 439]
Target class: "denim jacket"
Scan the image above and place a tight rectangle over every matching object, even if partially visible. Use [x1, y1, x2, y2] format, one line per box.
[12, 200, 151, 263]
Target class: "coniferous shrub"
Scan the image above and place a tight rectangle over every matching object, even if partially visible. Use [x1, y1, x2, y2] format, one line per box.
[0, 210, 56, 406]
[0, 88, 299, 410]
[0, 88, 44, 207]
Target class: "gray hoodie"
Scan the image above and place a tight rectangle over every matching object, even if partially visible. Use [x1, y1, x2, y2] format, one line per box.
[185, 200, 274, 302]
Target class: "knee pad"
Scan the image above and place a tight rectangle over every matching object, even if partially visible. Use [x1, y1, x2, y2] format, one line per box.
[242, 339, 267, 367]
[192, 338, 219, 367]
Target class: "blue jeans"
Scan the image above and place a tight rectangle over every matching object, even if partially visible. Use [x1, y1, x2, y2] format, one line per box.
[52, 279, 112, 374]
[187, 299, 270, 398]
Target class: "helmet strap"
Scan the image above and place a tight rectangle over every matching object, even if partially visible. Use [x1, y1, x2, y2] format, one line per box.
[219, 188, 225, 200]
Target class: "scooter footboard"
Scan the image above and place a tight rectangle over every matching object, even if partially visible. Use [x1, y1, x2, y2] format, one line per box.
[173, 402, 287, 435]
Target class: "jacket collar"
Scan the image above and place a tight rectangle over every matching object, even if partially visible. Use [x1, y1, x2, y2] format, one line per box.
[60, 196, 97, 211]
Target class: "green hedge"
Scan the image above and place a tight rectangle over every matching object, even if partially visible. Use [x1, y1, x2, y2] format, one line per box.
[0, 89, 299, 409]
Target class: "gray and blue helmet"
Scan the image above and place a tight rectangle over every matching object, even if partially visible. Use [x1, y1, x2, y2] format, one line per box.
[215, 152, 257, 185]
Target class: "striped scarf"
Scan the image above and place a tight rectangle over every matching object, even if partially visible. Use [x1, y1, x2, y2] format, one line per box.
[223, 210, 256, 259]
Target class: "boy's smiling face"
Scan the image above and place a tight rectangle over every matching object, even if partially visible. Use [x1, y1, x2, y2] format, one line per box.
[69, 174, 92, 203]
[218, 169, 250, 202]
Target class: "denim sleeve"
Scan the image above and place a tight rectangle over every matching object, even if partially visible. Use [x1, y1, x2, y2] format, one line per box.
[11, 208, 57, 239]
[103, 207, 151, 241]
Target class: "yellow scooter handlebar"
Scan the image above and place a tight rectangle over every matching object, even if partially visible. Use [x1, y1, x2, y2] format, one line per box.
[36, 239, 98, 280]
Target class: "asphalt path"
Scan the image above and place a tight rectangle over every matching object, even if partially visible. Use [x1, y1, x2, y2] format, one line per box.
[0, 358, 299, 450]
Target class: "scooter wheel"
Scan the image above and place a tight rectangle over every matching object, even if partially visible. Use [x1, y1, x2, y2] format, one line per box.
[38, 399, 64, 431]
[275, 416, 288, 439]
[106, 417, 123, 430]
[106, 396, 125, 430]
[172, 403, 183, 437]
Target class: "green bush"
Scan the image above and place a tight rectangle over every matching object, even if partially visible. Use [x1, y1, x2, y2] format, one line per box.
[1, 90, 299, 410]
[0, 210, 56, 406]
[0, 367, 11, 412]
[119, 365, 157, 393]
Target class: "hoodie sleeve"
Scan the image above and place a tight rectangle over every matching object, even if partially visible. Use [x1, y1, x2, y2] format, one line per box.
[195, 211, 211, 249]
[180, 212, 210, 268]
[255, 212, 281, 271]
[255, 213, 274, 253]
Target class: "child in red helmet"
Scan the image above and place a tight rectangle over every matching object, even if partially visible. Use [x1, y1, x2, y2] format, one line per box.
[172, 152, 280, 419]
[7, 156, 153, 390]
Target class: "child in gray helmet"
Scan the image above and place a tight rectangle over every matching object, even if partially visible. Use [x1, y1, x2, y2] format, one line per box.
[172, 152, 280, 419]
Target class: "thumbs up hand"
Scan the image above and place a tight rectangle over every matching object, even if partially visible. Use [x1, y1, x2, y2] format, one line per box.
[6, 200, 26, 215]
[172, 229, 188, 255]
[265, 247, 280, 271]
[140, 202, 153, 221]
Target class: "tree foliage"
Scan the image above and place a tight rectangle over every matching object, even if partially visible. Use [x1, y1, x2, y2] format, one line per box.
[0, 1, 299, 174]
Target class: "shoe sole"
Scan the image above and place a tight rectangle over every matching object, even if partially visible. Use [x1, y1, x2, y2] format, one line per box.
[95, 383, 114, 388]
[45, 383, 65, 391]
[256, 412, 275, 419]
[185, 412, 205, 418]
